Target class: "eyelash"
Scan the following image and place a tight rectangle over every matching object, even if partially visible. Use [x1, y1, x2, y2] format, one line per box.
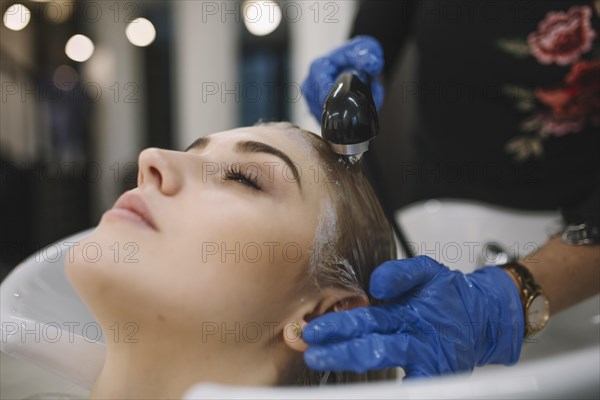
[223, 165, 261, 191]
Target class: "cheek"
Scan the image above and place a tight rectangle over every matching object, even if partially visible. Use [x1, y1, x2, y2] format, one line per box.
[173, 191, 315, 264]
[164, 236, 309, 325]
[161, 205, 313, 324]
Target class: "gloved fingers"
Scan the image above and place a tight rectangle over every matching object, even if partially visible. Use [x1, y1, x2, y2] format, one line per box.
[304, 331, 436, 375]
[371, 79, 384, 111]
[303, 334, 397, 373]
[301, 57, 338, 121]
[370, 256, 447, 299]
[328, 35, 384, 77]
[302, 303, 421, 345]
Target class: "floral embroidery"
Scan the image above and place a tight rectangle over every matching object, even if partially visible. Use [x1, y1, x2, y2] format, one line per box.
[505, 136, 544, 161]
[528, 6, 596, 65]
[536, 60, 600, 121]
[497, 4, 599, 161]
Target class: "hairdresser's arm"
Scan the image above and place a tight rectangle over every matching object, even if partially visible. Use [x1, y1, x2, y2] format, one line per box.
[518, 236, 599, 315]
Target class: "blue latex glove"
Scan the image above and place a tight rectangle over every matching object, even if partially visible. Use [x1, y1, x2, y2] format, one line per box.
[303, 256, 524, 378]
[301, 35, 385, 122]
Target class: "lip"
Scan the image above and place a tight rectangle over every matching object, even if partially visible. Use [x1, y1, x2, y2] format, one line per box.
[107, 191, 158, 231]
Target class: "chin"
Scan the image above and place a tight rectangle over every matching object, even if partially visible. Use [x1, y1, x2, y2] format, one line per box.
[65, 228, 140, 308]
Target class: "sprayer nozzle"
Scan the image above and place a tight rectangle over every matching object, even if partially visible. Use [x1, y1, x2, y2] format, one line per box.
[329, 141, 370, 158]
[321, 73, 379, 159]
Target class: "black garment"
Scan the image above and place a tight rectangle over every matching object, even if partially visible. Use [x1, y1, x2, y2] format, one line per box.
[353, 0, 599, 228]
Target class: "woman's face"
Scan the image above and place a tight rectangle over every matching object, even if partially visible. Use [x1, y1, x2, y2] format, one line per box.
[66, 126, 330, 348]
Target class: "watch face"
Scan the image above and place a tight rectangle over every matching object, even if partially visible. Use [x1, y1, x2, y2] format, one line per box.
[527, 294, 550, 334]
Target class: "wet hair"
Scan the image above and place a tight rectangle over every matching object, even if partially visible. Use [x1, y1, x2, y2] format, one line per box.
[257, 122, 398, 385]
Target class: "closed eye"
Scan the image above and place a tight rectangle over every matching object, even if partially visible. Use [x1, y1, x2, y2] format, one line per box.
[223, 165, 261, 191]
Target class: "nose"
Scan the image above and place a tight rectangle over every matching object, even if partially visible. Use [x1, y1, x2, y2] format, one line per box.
[137, 148, 183, 195]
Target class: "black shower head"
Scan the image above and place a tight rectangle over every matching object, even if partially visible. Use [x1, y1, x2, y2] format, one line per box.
[321, 72, 379, 163]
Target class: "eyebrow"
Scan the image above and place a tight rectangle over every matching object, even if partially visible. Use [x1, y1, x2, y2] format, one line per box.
[185, 136, 302, 189]
[185, 136, 210, 152]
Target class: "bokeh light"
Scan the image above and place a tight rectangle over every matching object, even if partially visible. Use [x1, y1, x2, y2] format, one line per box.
[65, 34, 95, 62]
[242, 0, 282, 36]
[3, 4, 31, 31]
[125, 18, 156, 47]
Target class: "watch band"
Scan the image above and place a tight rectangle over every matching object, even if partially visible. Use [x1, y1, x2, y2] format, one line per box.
[499, 262, 550, 337]
[561, 223, 600, 245]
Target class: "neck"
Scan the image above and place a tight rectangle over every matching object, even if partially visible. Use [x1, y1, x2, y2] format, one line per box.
[90, 335, 283, 399]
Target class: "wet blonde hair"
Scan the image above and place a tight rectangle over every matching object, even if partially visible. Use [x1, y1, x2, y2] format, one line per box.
[258, 122, 398, 385]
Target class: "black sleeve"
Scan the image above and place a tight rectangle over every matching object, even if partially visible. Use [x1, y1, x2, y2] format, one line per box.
[351, 0, 417, 78]
[560, 181, 600, 230]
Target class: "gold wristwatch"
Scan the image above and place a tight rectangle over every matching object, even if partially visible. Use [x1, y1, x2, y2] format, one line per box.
[500, 262, 550, 337]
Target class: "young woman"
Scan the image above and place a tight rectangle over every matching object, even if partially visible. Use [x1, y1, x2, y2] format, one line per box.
[66, 122, 397, 399]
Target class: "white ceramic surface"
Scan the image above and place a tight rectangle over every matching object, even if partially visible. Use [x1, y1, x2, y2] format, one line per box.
[395, 198, 564, 271]
[0, 229, 105, 390]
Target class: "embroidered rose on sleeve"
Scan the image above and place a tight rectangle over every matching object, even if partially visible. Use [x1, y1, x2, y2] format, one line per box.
[497, 4, 599, 161]
[528, 6, 596, 65]
[535, 60, 600, 119]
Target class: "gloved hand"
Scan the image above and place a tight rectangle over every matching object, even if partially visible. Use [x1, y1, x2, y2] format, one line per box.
[303, 256, 524, 379]
[301, 35, 385, 122]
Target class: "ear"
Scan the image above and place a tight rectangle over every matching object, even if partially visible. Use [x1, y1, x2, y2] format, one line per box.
[282, 288, 369, 353]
